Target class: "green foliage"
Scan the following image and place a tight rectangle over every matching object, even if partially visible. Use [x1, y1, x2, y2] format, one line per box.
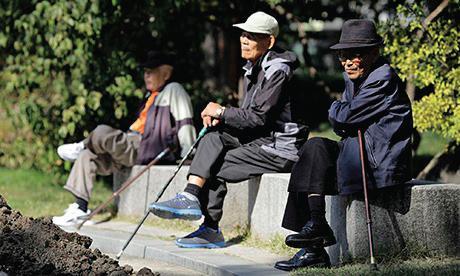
[0, 1, 197, 173]
[381, 1, 460, 143]
[0, 0, 246, 173]
[0, 0, 143, 172]
[0, 0, 421, 174]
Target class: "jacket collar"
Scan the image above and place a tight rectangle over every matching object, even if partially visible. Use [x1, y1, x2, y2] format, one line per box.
[242, 50, 269, 80]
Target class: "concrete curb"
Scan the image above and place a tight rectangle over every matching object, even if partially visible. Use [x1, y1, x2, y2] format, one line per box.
[73, 223, 288, 276]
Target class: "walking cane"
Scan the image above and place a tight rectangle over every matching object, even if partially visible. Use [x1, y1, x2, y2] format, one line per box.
[76, 147, 172, 230]
[357, 129, 378, 270]
[116, 126, 208, 259]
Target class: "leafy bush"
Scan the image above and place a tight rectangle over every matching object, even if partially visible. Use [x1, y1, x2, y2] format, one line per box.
[381, 1, 460, 143]
[0, 0, 210, 173]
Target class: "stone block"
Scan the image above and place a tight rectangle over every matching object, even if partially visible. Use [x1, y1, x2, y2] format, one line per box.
[115, 166, 150, 217]
[325, 195, 351, 265]
[115, 166, 460, 265]
[327, 183, 460, 265]
[249, 174, 293, 239]
[143, 165, 251, 230]
[220, 179, 251, 230]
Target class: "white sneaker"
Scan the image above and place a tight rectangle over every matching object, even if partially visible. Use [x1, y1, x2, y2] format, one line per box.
[52, 203, 94, 227]
[57, 141, 85, 162]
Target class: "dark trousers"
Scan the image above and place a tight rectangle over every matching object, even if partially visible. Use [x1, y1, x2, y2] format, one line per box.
[189, 129, 294, 227]
[282, 137, 340, 232]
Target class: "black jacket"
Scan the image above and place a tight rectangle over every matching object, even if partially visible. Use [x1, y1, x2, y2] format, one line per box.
[222, 47, 308, 161]
[329, 58, 413, 194]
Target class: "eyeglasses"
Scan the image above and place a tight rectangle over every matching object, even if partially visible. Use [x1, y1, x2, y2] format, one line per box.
[337, 49, 370, 63]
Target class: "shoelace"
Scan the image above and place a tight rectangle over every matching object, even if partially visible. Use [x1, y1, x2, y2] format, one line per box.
[171, 193, 195, 208]
[63, 204, 78, 213]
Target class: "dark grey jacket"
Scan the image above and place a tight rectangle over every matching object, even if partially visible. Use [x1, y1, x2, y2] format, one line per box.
[329, 58, 413, 194]
[222, 47, 308, 161]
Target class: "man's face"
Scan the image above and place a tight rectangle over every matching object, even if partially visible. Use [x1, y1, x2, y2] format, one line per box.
[240, 31, 272, 63]
[143, 65, 172, 91]
[338, 47, 379, 80]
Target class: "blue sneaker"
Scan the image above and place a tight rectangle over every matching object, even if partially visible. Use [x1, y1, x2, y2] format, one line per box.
[149, 192, 202, 220]
[175, 225, 226, 249]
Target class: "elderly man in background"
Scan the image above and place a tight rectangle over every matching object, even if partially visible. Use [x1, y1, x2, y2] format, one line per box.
[149, 11, 308, 249]
[53, 51, 196, 227]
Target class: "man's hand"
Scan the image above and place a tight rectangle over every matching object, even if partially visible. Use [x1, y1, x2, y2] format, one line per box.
[201, 102, 222, 118]
[201, 102, 223, 127]
[202, 116, 221, 127]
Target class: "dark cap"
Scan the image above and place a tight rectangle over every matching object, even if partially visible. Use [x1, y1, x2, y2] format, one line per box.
[139, 51, 175, 69]
[330, 19, 383, 50]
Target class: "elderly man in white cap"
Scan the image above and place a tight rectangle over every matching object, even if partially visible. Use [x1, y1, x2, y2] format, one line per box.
[149, 11, 308, 249]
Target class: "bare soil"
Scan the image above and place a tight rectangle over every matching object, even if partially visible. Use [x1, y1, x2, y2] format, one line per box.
[0, 195, 158, 276]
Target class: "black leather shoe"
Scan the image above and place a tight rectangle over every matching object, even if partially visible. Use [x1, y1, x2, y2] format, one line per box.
[285, 220, 336, 248]
[274, 247, 331, 271]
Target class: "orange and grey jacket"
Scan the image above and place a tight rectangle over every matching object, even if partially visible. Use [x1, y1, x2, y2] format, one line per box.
[136, 82, 196, 165]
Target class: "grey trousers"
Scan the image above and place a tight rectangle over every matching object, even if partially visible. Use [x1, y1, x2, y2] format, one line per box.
[64, 125, 141, 201]
[188, 129, 294, 226]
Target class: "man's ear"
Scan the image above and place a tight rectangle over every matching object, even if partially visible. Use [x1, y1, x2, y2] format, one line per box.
[268, 35, 276, 49]
[162, 65, 174, 81]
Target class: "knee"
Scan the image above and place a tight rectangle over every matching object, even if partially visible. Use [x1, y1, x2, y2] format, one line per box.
[92, 124, 114, 136]
[204, 131, 221, 140]
[200, 131, 223, 144]
[88, 125, 119, 148]
[76, 149, 93, 161]
[306, 137, 325, 147]
[300, 137, 324, 153]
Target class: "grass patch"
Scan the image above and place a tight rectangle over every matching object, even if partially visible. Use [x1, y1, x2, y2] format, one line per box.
[309, 123, 340, 141]
[415, 131, 449, 156]
[227, 228, 298, 256]
[0, 167, 113, 218]
[292, 257, 460, 275]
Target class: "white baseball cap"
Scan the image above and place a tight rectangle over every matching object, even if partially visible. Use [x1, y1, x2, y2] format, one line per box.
[233, 11, 279, 37]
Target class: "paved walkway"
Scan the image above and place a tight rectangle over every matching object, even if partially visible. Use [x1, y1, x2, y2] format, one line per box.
[107, 254, 205, 276]
[66, 221, 290, 276]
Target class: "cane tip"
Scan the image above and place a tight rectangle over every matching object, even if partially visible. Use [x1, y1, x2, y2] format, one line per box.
[370, 263, 378, 271]
[116, 251, 122, 260]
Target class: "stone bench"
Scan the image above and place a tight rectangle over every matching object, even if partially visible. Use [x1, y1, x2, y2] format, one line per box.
[114, 165, 460, 265]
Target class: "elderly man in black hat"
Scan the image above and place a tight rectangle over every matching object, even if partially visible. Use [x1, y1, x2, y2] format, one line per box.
[274, 19, 413, 271]
[53, 51, 196, 227]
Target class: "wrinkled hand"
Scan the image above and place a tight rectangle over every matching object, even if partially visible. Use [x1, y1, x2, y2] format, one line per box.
[201, 102, 221, 118]
[202, 116, 220, 127]
[201, 102, 222, 127]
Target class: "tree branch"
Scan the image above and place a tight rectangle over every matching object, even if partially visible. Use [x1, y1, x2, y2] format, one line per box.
[423, 0, 449, 27]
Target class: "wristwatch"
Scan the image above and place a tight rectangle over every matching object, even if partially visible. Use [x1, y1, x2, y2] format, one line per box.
[215, 106, 226, 118]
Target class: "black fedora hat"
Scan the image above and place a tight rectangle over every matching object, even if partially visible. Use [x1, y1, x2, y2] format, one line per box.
[139, 51, 175, 69]
[330, 19, 383, 50]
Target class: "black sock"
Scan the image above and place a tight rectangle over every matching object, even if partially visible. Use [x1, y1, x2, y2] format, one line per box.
[75, 196, 88, 213]
[203, 219, 219, 231]
[308, 195, 326, 223]
[184, 183, 201, 198]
